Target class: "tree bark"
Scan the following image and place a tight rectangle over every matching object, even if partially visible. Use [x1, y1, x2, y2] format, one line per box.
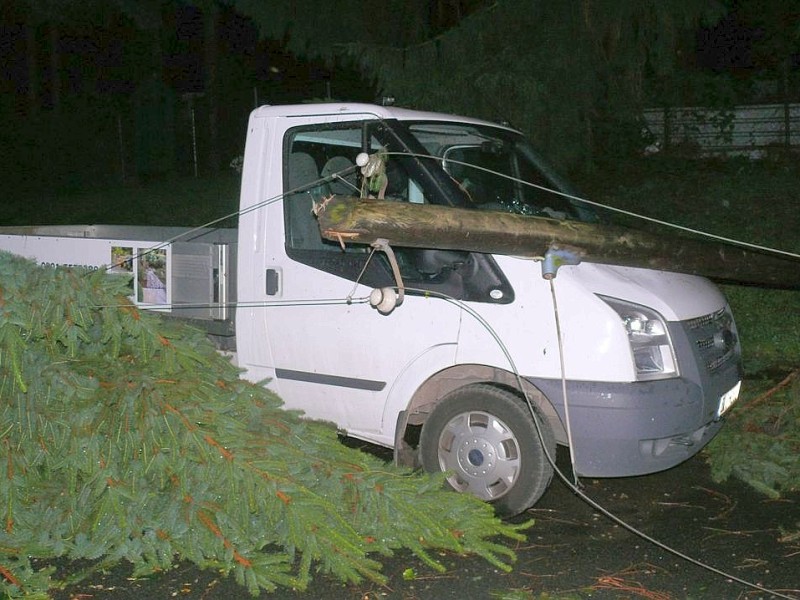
[25, 15, 39, 116]
[316, 196, 800, 289]
[49, 23, 61, 113]
[203, 3, 219, 174]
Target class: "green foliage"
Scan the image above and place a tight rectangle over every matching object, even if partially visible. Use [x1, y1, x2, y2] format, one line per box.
[327, 0, 725, 171]
[724, 287, 800, 375]
[232, 0, 729, 170]
[706, 374, 800, 498]
[734, 0, 800, 73]
[235, 0, 433, 57]
[0, 252, 528, 597]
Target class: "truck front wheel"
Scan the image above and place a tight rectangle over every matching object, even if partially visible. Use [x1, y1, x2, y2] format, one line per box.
[419, 384, 555, 517]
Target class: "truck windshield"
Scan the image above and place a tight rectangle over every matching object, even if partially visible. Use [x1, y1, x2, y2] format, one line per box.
[392, 121, 596, 223]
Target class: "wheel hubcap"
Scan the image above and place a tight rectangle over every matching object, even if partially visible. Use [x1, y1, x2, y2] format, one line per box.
[460, 439, 494, 476]
[437, 410, 521, 501]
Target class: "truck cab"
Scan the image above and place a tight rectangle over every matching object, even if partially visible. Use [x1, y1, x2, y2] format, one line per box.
[235, 103, 742, 516]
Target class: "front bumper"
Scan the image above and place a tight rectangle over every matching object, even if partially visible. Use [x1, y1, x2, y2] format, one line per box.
[529, 375, 736, 477]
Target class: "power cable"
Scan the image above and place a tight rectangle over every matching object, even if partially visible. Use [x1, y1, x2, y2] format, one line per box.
[380, 151, 800, 261]
[548, 277, 580, 489]
[402, 285, 797, 600]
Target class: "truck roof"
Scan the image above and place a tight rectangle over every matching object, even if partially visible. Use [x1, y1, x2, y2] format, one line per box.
[251, 102, 517, 132]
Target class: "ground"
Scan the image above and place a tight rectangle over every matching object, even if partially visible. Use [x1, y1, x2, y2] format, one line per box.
[52, 448, 799, 600]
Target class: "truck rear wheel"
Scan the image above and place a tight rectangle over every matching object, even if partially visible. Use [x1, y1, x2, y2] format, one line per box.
[419, 384, 555, 517]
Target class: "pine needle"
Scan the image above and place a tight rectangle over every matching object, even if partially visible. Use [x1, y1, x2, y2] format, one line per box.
[0, 252, 528, 597]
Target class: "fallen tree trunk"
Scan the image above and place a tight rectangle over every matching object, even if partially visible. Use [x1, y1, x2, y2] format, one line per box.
[316, 196, 800, 289]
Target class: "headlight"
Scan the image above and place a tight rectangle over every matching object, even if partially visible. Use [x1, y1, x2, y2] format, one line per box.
[598, 296, 678, 381]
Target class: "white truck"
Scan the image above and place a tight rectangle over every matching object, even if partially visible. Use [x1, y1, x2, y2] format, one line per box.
[0, 102, 742, 516]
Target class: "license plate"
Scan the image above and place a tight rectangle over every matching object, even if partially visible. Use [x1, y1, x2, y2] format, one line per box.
[717, 380, 741, 418]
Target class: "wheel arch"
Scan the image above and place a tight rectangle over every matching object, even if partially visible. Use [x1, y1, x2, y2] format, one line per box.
[393, 363, 567, 467]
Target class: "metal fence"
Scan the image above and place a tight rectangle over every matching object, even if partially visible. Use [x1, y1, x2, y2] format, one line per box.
[642, 103, 800, 158]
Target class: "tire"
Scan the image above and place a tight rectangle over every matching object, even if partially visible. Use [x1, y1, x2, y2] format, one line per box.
[419, 384, 556, 517]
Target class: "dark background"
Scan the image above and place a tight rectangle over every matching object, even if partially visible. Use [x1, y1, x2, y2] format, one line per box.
[1, 0, 799, 193]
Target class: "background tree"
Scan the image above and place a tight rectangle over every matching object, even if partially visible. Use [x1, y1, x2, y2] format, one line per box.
[736, 0, 800, 103]
[233, 0, 726, 170]
[22, 3, 40, 116]
[203, 1, 220, 173]
[12, 0, 163, 113]
[8, 0, 773, 186]
[743, 1, 800, 152]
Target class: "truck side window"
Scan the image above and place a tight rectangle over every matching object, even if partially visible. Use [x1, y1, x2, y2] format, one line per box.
[283, 121, 514, 304]
[284, 151, 329, 250]
[283, 127, 365, 253]
[284, 124, 420, 254]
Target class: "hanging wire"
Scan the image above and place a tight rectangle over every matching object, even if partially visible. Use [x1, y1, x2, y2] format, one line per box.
[548, 277, 581, 489]
[399, 285, 796, 600]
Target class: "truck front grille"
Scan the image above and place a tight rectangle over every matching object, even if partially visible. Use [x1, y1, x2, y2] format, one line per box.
[684, 307, 738, 374]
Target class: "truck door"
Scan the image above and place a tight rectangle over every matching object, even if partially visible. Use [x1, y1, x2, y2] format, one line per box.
[257, 117, 464, 443]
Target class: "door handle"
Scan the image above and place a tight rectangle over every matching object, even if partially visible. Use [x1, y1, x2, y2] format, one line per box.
[266, 268, 280, 296]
